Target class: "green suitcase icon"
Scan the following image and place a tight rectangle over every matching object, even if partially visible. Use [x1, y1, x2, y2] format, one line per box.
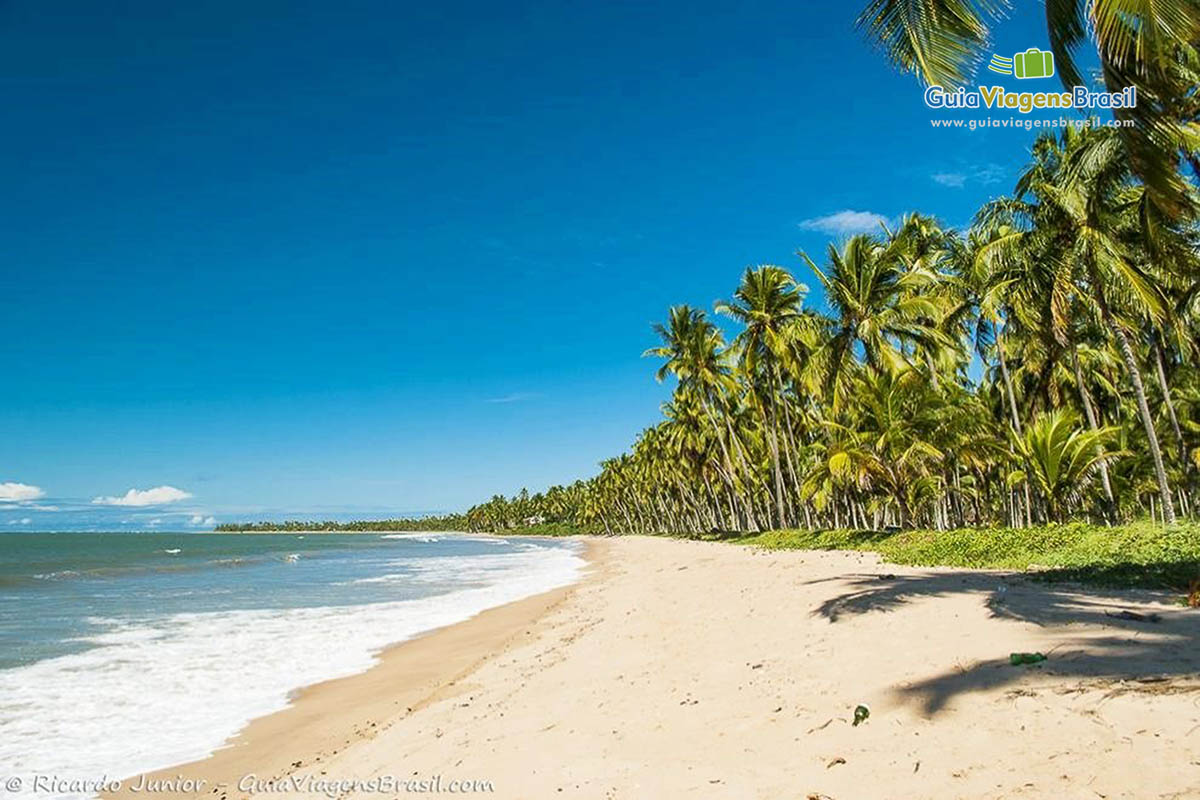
[1013, 48, 1054, 79]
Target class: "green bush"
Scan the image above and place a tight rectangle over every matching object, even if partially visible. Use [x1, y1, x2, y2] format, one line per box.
[739, 522, 1200, 589]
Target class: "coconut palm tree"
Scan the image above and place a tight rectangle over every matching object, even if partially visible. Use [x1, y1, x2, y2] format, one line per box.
[464, 124, 1199, 536]
[980, 127, 1189, 523]
[805, 367, 948, 528]
[802, 234, 951, 401]
[644, 305, 759, 529]
[715, 265, 807, 527]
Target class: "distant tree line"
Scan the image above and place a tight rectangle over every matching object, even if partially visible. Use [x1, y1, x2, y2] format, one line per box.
[214, 515, 468, 532]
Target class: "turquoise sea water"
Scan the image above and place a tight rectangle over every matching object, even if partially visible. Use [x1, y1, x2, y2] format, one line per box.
[0, 532, 583, 797]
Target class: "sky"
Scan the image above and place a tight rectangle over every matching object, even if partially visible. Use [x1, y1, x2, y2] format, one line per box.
[0, 1, 1104, 529]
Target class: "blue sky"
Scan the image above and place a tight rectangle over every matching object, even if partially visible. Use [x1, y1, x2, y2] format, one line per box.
[0, 1, 1099, 529]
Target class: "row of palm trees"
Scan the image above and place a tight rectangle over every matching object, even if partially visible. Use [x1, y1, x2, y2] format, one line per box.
[466, 125, 1199, 535]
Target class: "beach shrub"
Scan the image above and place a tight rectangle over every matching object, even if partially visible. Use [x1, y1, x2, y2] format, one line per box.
[740, 522, 1200, 589]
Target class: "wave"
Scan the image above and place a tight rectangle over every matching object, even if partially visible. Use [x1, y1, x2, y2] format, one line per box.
[22, 555, 269, 584]
[30, 570, 80, 581]
[377, 533, 515, 548]
[347, 551, 563, 587]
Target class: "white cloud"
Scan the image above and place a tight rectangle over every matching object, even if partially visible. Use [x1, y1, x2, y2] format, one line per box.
[931, 163, 1006, 189]
[931, 172, 967, 188]
[0, 482, 45, 502]
[188, 514, 217, 527]
[485, 392, 539, 404]
[92, 486, 193, 507]
[976, 164, 1006, 184]
[798, 210, 889, 236]
[8, 518, 32, 525]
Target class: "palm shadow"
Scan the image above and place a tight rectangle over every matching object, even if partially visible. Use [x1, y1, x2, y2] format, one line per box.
[814, 565, 1200, 713]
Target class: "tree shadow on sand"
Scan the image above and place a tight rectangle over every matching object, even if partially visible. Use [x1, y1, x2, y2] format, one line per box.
[813, 565, 1200, 713]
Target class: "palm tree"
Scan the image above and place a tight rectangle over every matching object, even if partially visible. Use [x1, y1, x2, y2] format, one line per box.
[805, 367, 948, 528]
[1010, 410, 1126, 522]
[802, 233, 950, 399]
[466, 122, 1198, 536]
[715, 265, 807, 527]
[644, 305, 758, 529]
[982, 127, 1188, 523]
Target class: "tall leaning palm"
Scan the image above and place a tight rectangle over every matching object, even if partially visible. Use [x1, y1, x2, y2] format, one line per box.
[715, 265, 807, 528]
[856, 0, 1200, 215]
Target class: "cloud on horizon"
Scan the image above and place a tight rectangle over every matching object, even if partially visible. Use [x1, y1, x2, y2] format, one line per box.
[0, 482, 46, 502]
[92, 485, 193, 507]
[798, 210, 889, 236]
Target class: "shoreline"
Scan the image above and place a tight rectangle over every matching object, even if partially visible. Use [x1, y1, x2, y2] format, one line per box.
[104, 538, 604, 800]
[108, 535, 1200, 799]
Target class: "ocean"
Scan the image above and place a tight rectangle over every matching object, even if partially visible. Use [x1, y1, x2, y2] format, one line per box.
[0, 531, 584, 795]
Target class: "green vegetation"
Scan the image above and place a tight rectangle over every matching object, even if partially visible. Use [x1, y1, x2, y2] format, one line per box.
[736, 522, 1200, 589]
[214, 515, 468, 533]
[508, 521, 584, 537]
[467, 124, 1200, 538]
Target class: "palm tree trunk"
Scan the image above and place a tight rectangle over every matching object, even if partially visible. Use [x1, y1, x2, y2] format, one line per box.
[926, 350, 941, 391]
[1095, 291, 1176, 524]
[699, 398, 746, 529]
[766, 372, 787, 528]
[723, 416, 764, 531]
[1072, 346, 1116, 519]
[700, 470, 726, 530]
[997, 332, 1022, 432]
[777, 408, 802, 519]
[997, 331, 1033, 526]
[1152, 336, 1187, 469]
[615, 499, 635, 533]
